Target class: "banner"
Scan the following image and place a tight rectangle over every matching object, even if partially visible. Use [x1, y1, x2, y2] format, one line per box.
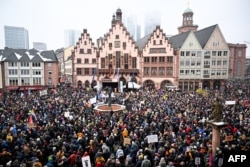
[147, 134, 158, 143]
[225, 101, 236, 105]
[39, 89, 47, 96]
[90, 96, 97, 104]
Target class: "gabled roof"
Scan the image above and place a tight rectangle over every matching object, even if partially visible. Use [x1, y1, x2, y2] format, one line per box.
[169, 31, 191, 49]
[19, 53, 31, 61]
[30, 53, 44, 62]
[194, 24, 217, 48]
[136, 33, 152, 51]
[1, 48, 57, 62]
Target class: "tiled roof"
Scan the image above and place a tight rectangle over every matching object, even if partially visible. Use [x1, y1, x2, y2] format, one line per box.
[194, 24, 217, 48]
[169, 31, 191, 49]
[1, 48, 58, 62]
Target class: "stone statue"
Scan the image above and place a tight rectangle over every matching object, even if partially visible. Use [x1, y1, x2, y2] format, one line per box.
[211, 97, 223, 122]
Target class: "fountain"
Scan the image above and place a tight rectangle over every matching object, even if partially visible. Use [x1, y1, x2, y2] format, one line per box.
[93, 87, 125, 114]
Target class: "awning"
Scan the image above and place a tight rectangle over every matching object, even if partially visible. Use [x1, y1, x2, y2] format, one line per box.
[7, 86, 19, 90]
[19, 86, 44, 90]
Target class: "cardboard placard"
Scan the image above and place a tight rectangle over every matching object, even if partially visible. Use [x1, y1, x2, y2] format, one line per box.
[124, 137, 131, 145]
[82, 156, 91, 167]
[224, 135, 233, 141]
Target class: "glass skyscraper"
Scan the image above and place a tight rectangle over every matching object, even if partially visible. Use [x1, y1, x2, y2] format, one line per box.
[64, 29, 81, 48]
[4, 26, 29, 49]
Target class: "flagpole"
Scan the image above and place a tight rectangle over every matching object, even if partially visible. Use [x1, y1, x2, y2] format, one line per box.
[117, 68, 120, 92]
[113, 68, 116, 78]
[91, 68, 96, 88]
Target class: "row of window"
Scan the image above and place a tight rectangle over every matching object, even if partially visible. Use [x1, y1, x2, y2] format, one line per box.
[144, 56, 173, 63]
[149, 48, 166, 53]
[79, 49, 92, 54]
[143, 67, 173, 76]
[9, 77, 42, 86]
[100, 56, 137, 68]
[180, 51, 228, 57]
[8, 70, 52, 75]
[180, 60, 228, 66]
[77, 58, 96, 64]
[76, 68, 96, 75]
[108, 41, 165, 50]
[180, 69, 227, 76]
[109, 41, 127, 49]
[8, 62, 42, 67]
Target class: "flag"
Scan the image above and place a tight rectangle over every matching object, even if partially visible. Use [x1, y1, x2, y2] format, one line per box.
[28, 115, 34, 124]
[28, 109, 37, 121]
[117, 68, 120, 79]
[92, 68, 96, 82]
[130, 69, 135, 82]
[113, 68, 116, 78]
[20, 92, 24, 98]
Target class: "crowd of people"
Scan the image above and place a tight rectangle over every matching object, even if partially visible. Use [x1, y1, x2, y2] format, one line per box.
[0, 79, 249, 167]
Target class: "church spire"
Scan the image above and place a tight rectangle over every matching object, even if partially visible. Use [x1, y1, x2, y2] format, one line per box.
[178, 0, 198, 34]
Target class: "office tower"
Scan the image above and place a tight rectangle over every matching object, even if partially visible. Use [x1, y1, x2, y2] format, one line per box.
[4, 26, 29, 49]
[126, 14, 136, 40]
[144, 11, 161, 36]
[126, 14, 141, 41]
[136, 25, 141, 41]
[64, 29, 81, 47]
[33, 42, 47, 50]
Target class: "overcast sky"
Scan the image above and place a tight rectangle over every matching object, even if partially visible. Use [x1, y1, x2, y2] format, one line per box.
[0, 0, 249, 57]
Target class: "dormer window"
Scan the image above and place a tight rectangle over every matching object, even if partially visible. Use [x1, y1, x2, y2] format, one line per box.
[213, 41, 219, 46]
